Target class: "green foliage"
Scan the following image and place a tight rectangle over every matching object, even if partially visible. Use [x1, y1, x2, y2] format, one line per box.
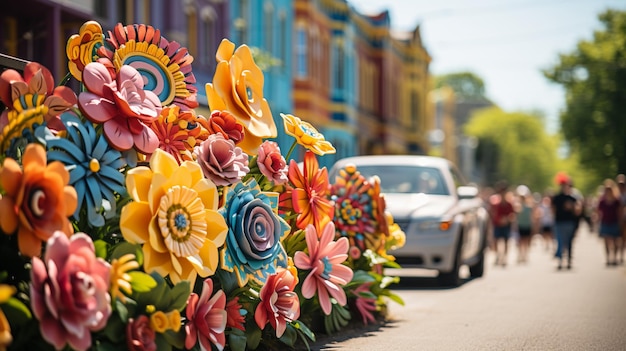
[323, 301, 351, 334]
[543, 9, 626, 180]
[464, 107, 559, 191]
[434, 72, 489, 102]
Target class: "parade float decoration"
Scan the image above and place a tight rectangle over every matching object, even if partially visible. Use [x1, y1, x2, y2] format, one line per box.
[0, 20, 405, 351]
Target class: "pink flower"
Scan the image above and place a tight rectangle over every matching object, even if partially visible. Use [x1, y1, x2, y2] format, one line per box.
[353, 282, 377, 325]
[294, 222, 354, 315]
[78, 61, 161, 153]
[225, 297, 246, 331]
[193, 133, 249, 186]
[255, 268, 300, 338]
[257, 141, 288, 185]
[185, 278, 227, 351]
[126, 315, 157, 351]
[30, 231, 111, 351]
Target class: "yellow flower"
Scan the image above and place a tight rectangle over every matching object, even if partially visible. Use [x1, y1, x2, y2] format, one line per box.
[167, 309, 181, 332]
[150, 311, 169, 333]
[280, 113, 336, 156]
[0, 285, 16, 351]
[120, 149, 228, 286]
[109, 253, 139, 302]
[66, 21, 104, 81]
[206, 39, 277, 155]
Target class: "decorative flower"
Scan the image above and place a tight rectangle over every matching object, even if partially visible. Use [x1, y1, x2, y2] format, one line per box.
[0, 285, 16, 351]
[150, 311, 169, 333]
[66, 21, 105, 81]
[99, 23, 198, 109]
[44, 113, 126, 227]
[280, 113, 336, 156]
[206, 39, 277, 155]
[110, 253, 139, 302]
[193, 133, 249, 186]
[30, 231, 111, 351]
[168, 310, 182, 332]
[127, 315, 157, 351]
[257, 141, 288, 185]
[149, 105, 210, 164]
[254, 268, 300, 338]
[352, 282, 377, 325]
[185, 278, 227, 351]
[287, 150, 335, 232]
[0, 62, 76, 152]
[206, 110, 244, 144]
[330, 164, 388, 255]
[120, 149, 228, 286]
[78, 61, 162, 153]
[219, 179, 290, 287]
[225, 297, 246, 331]
[294, 222, 353, 315]
[0, 143, 77, 257]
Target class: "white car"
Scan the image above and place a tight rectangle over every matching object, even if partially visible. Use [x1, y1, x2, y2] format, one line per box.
[330, 155, 489, 286]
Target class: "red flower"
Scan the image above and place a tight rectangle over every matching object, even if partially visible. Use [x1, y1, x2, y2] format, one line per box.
[207, 110, 244, 144]
[126, 315, 157, 351]
[185, 278, 227, 351]
[254, 268, 300, 338]
[225, 297, 246, 331]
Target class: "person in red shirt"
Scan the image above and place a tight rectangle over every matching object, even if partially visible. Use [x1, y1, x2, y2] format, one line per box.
[489, 181, 516, 266]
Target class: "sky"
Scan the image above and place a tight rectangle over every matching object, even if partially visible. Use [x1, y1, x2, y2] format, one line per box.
[349, 0, 626, 134]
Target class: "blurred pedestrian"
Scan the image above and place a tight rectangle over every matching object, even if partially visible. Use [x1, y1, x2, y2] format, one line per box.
[489, 181, 515, 267]
[615, 174, 626, 264]
[595, 179, 623, 266]
[552, 175, 581, 270]
[515, 185, 535, 263]
[537, 193, 555, 251]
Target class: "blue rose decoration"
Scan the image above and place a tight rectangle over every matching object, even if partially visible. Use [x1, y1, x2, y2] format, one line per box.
[220, 178, 289, 287]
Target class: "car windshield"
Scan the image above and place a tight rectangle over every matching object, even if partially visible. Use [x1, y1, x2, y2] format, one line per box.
[354, 165, 449, 195]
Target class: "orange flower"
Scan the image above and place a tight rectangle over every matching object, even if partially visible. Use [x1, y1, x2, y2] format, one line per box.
[280, 113, 335, 156]
[205, 39, 276, 155]
[288, 151, 334, 233]
[0, 143, 77, 257]
[66, 21, 105, 81]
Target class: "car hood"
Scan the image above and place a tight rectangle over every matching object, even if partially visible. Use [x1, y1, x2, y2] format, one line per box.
[383, 194, 455, 219]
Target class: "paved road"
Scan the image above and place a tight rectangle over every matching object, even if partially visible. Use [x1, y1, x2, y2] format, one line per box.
[315, 224, 626, 350]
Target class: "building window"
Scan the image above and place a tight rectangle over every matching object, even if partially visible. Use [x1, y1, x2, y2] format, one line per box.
[279, 12, 286, 68]
[333, 40, 344, 91]
[264, 2, 273, 56]
[295, 26, 307, 78]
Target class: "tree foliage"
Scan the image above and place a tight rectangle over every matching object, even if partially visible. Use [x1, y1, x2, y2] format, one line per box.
[464, 107, 559, 192]
[543, 9, 626, 180]
[434, 72, 489, 102]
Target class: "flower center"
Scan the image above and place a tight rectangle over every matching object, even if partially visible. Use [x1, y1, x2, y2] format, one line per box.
[320, 256, 333, 280]
[157, 185, 208, 257]
[29, 189, 47, 217]
[89, 158, 100, 172]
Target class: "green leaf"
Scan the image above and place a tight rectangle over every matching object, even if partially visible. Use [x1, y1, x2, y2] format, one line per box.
[385, 291, 405, 306]
[279, 324, 297, 347]
[155, 333, 173, 351]
[128, 271, 157, 293]
[163, 329, 185, 349]
[380, 275, 400, 289]
[101, 313, 125, 343]
[292, 320, 316, 342]
[115, 299, 128, 321]
[94, 239, 109, 259]
[1, 297, 32, 328]
[246, 324, 263, 350]
[168, 281, 191, 311]
[110, 242, 142, 263]
[228, 329, 248, 351]
[94, 341, 121, 351]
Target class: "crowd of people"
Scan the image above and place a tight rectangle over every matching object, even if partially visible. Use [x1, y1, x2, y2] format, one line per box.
[483, 173, 626, 270]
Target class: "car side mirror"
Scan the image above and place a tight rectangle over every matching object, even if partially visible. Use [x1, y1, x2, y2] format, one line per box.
[457, 186, 478, 200]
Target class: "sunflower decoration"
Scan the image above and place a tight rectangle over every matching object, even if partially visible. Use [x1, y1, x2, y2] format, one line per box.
[97, 23, 198, 110]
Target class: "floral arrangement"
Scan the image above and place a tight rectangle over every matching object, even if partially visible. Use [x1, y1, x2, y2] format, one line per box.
[0, 20, 405, 351]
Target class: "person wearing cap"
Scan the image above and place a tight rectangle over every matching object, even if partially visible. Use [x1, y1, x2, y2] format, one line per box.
[551, 175, 581, 270]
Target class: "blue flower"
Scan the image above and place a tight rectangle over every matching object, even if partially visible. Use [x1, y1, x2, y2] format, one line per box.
[42, 112, 126, 227]
[219, 178, 289, 287]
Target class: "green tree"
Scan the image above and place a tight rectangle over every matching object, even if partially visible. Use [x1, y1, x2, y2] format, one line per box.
[543, 9, 626, 180]
[434, 72, 490, 102]
[464, 107, 558, 192]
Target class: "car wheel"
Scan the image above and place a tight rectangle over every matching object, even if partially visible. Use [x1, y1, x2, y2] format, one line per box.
[469, 251, 485, 278]
[438, 241, 461, 287]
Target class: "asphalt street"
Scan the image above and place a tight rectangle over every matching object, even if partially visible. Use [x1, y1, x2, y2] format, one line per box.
[314, 223, 626, 351]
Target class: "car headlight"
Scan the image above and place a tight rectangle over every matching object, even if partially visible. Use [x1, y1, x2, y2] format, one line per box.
[418, 220, 452, 232]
